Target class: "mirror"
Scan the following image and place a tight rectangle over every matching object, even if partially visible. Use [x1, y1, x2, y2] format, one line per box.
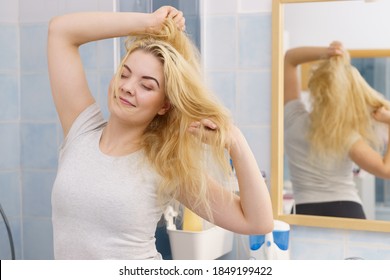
[271, 0, 390, 232]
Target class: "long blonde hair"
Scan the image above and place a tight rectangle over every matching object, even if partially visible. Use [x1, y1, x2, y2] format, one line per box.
[113, 19, 233, 219]
[307, 51, 390, 160]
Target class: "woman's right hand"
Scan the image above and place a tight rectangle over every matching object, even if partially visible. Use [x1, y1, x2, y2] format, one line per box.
[372, 107, 390, 125]
[326, 41, 344, 58]
[149, 6, 185, 33]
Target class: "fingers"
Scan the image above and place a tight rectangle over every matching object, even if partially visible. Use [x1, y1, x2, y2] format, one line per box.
[325, 46, 343, 59]
[187, 120, 236, 149]
[177, 16, 186, 31]
[330, 41, 343, 48]
[200, 119, 217, 130]
[327, 41, 344, 56]
[372, 107, 390, 124]
[188, 121, 201, 133]
[167, 7, 181, 18]
[187, 119, 219, 146]
[188, 119, 217, 131]
[166, 7, 186, 31]
[151, 6, 186, 32]
[329, 45, 343, 55]
[372, 107, 384, 117]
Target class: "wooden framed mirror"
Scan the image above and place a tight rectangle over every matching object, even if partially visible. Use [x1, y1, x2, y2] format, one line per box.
[271, 0, 390, 232]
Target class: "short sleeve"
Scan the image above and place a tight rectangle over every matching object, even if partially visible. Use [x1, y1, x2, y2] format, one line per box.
[60, 103, 106, 153]
[284, 99, 308, 129]
[346, 132, 362, 151]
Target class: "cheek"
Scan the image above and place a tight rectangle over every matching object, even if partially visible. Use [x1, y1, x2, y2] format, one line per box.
[150, 94, 167, 110]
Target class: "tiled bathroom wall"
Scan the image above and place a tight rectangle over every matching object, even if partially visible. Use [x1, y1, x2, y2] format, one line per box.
[0, 0, 22, 260]
[201, 0, 271, 260]
[1, 0, 390, 260]
[202, 0, 272, 177]
[0, 0, 116, 260]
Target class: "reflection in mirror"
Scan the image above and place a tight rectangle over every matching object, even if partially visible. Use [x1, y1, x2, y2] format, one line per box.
[283, 50, 390, 221]
[271, 0, 390, 232]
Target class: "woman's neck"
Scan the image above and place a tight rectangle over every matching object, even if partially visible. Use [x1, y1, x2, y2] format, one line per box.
[99, 119, 143, 156]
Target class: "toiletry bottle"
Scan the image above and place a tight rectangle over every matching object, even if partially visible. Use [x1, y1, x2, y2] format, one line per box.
[183, 207, 203, 231]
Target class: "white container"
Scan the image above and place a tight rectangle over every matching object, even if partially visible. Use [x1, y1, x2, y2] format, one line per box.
[249, 220, 290, 260]
[167, 226, 234, 260]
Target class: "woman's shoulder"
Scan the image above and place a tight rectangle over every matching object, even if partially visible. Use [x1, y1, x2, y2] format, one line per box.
[69, 103, 105, 135]
[284, 99, 307, 113]
[284, 99, 309, 127]
[60, 103, 106, 150]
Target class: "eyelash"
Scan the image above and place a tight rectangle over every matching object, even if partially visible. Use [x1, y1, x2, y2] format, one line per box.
[121, 71, 153, 91]
[142, 85, 152, 91]
[121, 78, 152, 91]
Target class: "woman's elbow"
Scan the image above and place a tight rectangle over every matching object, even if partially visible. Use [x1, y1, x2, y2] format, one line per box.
[48, 16, 60, 33]
[48, 16, 68, 38]
[249, 214, 274, 235]
[381, 171, 390, 180]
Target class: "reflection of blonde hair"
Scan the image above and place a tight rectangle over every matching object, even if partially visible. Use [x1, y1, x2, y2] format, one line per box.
[308, 51, 390, 160]
[113, 19, 232, 220]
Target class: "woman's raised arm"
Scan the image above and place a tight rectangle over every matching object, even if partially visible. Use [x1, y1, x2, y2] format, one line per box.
[284, 42, 343, 105]
[47, 7, 184, 136]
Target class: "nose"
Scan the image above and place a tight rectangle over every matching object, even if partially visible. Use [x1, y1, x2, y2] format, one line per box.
[120, 81, 135, 96]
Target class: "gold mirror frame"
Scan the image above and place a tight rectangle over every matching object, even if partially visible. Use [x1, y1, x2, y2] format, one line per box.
[271, 0, 390, 232]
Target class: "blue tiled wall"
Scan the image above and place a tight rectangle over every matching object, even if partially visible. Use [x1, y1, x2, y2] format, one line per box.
[0, 0, 116, 260]
[203, 0, 271, 176]
[1, 0, 390, 260]
[0, 0, 21, 260]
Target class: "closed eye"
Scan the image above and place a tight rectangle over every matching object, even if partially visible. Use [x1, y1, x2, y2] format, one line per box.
[122, 64, 160, 89]
[142, 84, 153, 91]
[121, 65, 131, 79]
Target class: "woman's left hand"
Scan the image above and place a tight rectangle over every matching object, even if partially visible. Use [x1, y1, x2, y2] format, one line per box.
[372, 106, 390, 125]
[187, 119, 218, 144]
[188, 119, 237, 149]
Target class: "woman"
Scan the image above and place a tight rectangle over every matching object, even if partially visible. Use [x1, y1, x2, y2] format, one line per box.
[47, 6, 273, 259]
[284, 41, 390, 219]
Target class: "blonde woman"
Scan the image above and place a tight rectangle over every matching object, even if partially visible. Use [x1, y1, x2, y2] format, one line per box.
[47, 6, 273, 259]
[284, 41, 390, 219]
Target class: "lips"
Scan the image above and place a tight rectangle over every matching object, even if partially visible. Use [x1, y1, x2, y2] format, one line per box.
[119, 97, 135, 107]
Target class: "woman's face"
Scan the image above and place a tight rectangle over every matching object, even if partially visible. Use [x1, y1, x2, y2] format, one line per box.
[108, 49, 169, 126]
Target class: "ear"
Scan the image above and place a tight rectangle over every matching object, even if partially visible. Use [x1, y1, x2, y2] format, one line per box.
[157, 100, 171, 115]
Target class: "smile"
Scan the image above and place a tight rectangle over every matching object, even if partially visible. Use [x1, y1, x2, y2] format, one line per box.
[119, 97, 135, 107]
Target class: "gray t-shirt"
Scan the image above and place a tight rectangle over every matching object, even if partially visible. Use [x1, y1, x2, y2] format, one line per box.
[52, 103, 167, 259]
[284, 100, 362, 205]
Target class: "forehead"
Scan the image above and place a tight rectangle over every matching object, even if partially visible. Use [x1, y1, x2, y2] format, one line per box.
[124, 50, 163, 76]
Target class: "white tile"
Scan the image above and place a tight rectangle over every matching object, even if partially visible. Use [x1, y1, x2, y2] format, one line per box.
[98, 0, 114, 11]
[241, 125, 271, 176]
[203, 16, 236, 70]
[290, 238, 344, 260]
[19, 0, 59, 23]
[203, 0, 237, 15]
[63, 0, 99, 13]
[237, 70, 271, 125]
[0, 25, 19, 71]
[0, 123, 20, 169]
[238, 0, 272, 13]
[0, 74, 19, 121]
[0, 0, 18, 23]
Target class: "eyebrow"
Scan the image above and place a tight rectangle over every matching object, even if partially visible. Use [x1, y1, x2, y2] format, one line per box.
[123, 64, 160, 88]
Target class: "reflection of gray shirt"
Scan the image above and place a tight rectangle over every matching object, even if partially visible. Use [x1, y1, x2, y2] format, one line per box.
[52, 103, 167, 259]
[284, 100, 361, 205]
